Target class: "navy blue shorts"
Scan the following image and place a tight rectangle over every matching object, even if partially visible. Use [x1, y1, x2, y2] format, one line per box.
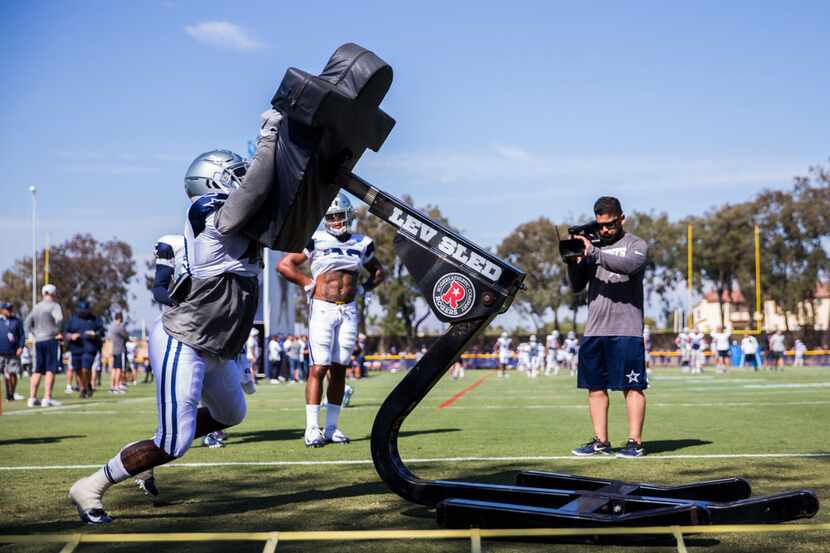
[71, 352, 95, 370]
[113, 352, 129, 370]
[577, 336, 647, 391]
[34, 339, 60, 374]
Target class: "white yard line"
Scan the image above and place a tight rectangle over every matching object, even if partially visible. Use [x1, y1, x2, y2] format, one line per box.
[2, 452, 829, 471]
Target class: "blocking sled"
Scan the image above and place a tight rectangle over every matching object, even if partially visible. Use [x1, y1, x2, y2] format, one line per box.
[271, 43, 820, 535]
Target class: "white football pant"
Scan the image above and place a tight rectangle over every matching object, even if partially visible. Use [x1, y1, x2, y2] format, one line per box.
[148, 322, 247, 458]
[308, 299, 358, 366]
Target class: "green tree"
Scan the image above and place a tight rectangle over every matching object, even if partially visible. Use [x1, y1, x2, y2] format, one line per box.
[1, 233, 136, 321]
[626, 211, 687, 327]
[497, 217, 569, 332]
[755, 162, 830, 330]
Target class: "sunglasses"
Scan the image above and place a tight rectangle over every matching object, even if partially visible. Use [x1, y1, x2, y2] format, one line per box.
[597, 219, 620, 230]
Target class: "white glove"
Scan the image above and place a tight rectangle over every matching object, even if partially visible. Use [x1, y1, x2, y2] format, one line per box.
[259, 108, 283, 139]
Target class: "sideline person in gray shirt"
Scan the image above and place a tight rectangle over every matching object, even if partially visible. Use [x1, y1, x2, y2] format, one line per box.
[566, 196, 648, 458]
[24, 284, 64, 407]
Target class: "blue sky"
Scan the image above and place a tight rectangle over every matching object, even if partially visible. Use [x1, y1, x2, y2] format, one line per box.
[1, 1, 828, 328]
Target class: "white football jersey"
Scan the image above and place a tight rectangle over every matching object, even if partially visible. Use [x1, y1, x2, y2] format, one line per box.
[304, 230, 375, 280]
[546, 333, 559, 350]
[565, 338, 579, 353]
[528, 342, 542, 358]
[183, 193, 260, 279]
[496, 336, 512, 353]
[154, 234, 186, 282]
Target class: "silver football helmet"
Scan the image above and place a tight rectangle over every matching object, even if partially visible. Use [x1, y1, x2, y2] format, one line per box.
[184, 150, 248, 199]
[324, 193, 354, 236]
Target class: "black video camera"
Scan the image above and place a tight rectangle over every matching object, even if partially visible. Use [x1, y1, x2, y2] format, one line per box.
[558, 221, 602, 262]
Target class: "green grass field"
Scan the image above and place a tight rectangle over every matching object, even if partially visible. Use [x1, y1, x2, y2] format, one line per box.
[1, 365, 829, 552]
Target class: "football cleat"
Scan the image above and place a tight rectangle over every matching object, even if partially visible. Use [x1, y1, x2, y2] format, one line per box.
[27, 397, 40, 408]
[69, 477, 112, 525]
[42, 398, 62, 407]
[304, 426, 326, 448]
[323, 426, 350, 444]
[202, 433, 225, 448]
[135, 469, 159, 497]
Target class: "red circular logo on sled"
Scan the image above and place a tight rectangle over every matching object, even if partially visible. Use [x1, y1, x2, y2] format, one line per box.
[432, 273, 476, 318]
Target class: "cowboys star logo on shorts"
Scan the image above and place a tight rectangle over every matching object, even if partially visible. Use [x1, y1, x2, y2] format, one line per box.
[432, 272, 475, 318]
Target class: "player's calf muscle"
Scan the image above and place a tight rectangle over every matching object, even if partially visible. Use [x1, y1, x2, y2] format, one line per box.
[121, 440, 175, 474]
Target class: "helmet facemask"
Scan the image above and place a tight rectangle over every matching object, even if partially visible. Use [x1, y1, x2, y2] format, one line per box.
[324, 193, 354, 237]
[184, 150, 248, 199]
[325, 210, 352, 236]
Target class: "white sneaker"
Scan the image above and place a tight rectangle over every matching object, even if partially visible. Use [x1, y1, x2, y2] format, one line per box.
[27, 397, 40, 408]
[323, 426, 350, 444]
[65, 385, 74, 394]
[12, 393, 24, 401]
[69, 477, 112, 524]
[42, 398, 63, 407]
[304, 426, 326, 448]
[270, 379, 279, 384]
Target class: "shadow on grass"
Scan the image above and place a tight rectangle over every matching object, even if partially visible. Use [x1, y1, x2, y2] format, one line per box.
[646, 438, 711, 454]
[229, 429, 305, 444]
[349, 428, 462, 443]
[0, 435, 85, 446]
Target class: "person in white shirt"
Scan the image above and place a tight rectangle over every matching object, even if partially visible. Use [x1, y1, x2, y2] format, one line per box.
[675, 328, 691, 372]
[268, 335, 283, 383]
[768, 330, 786, 371]
[545, 330, 560, 376]
[794, 340, 807, 367]
[710, 326, 731, 374]
[527, 335, 542, 378]
[740, 335, 761, 370]
[563, 331, 579, 376]
[494, 332, 512, 379]
[689, 329, 706, 374]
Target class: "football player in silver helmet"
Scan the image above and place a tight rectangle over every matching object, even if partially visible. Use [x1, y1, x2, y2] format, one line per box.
[69, 109, 282, 524]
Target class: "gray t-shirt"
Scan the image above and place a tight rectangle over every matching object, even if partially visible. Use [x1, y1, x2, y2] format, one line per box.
[567, 231, 648, 337]
[24, 299, 63, 342]
[108, 322, 130, 354]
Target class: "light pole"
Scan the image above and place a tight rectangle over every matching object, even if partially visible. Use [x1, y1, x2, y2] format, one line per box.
[30, 185, 37, 374]
[30, 186, 37, 315]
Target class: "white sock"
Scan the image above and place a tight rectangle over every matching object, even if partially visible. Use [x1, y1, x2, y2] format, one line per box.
[325, 403, 341, 430]
[306, 404, 320, 429]
[103, 451, 130, 484]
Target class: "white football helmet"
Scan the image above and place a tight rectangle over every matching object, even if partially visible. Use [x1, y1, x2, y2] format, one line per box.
[567, 331, 576, 339]
[529, 335, 537, 343]
[325, 193, 354, 237]
[184, 150, 248, 199]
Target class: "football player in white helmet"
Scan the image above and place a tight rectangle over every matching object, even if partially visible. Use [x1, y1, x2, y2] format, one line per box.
[564, 331, 579, 376]
[545, 330, 561, 376]
[69, 109, 282, 524]
[278, 193, 386, 447]
[494, 331, 512, 378]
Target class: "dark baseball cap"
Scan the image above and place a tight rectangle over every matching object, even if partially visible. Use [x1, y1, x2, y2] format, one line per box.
[0, 302, 12, 310]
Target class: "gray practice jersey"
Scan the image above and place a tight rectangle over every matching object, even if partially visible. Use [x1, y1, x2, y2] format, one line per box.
[567, 232, 648, 337]
[162, 130, 278, 358]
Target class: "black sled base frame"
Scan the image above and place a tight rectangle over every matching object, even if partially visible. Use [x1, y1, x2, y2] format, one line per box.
[338, 171, 819, 532]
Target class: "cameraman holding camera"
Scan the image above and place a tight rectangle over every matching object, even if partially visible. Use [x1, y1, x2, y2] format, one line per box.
[564, 197, 649, 458]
